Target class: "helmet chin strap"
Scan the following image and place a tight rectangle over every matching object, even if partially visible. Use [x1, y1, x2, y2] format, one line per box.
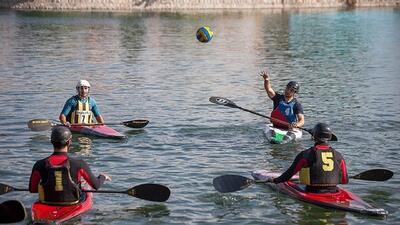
[66, 139, 72, 152]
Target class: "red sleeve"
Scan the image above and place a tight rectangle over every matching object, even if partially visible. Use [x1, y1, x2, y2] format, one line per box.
[340, 159, 348, 184]
[78, 168, 94, 188]
[77, 168, 105, 190]
[29, 170, 41, 193]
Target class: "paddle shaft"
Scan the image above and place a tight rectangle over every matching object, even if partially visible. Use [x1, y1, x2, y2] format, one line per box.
[260, 169, 392, 183]
[28, 118, 148, 131]
[70, 123, 119, 127]
[2, 188, 129, 195]
[0, 183, 170, 202]
[84, 190, 126, 194]
[235, 105, 311, 134]
[8, 188, 28, 192]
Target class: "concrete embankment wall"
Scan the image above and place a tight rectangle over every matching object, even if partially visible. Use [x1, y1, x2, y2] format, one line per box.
[0, 0, 398, 10]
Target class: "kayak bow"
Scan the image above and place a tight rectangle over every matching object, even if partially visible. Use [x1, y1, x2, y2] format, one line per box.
[263, 123, 303, 144]
[251, 170, 388, 216]
[69, 124, 126, 139]
[31, 192, 93, 224]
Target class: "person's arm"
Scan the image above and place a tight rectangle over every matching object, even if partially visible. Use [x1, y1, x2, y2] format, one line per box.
[59, 98, 74, 125]
[260, 70, 276, 99]
[339, 158, 349, 184]
[272, 152, 308, 183]
[290, 102, 304, 129]
[59, 114, 68, 125]
[29, 162, 41, 193]
[95, 115, 105, 124]
[90, 98, 104, 124]
[77, 160, 111, 190]
[292, 113, 305, 128]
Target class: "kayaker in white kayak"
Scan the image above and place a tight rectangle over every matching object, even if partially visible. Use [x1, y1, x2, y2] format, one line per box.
[59, 79, 104, 126]
[260, 69, 304, 130]
[267, 123, 349, 193]
[29, 126, 111, 204]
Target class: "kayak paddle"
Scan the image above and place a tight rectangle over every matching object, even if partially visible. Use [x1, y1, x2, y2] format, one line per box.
[119, 119, 149, 128]
[27, 118, 149, 131]
[27, 119, 55, 131]
[209, 96, 338, 141]
[213, 169, 394, 193]
[350, 169, 394, 181]
[0, 183, 170, 202]
[0, 200, 26, 224]
[84, 183, 170, 202]
[0, 183, 28, 194]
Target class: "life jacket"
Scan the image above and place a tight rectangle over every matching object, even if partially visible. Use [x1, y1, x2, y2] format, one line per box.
[38, 159, 80, 205]
[270, 98, 297, 129]
[68, 96, 93, 124]
[299, 145, 344, 186]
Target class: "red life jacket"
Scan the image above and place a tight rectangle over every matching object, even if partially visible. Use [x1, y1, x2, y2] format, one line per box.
[270, 99, 297, 129]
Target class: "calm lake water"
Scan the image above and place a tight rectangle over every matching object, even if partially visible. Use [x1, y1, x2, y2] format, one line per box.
[0, 8, 399, 225]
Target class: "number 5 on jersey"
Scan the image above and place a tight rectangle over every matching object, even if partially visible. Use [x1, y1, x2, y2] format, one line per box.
[321, 152, 334, 171]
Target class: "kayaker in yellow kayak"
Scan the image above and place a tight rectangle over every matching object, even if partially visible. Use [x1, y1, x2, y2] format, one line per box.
[260, 69, 304, 130]
[28, 126, 111, 204]
[59, 80, 104, 126]
[267, 123, 349, 193]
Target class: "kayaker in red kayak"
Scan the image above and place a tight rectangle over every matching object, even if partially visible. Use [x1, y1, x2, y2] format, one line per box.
[260, 69, 304, 130]
[59, 80, 105, 127]
[28, 126, 111, 204]
[267, 123, 349, 193]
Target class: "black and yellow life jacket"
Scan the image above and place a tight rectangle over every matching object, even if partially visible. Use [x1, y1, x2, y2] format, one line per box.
[38, 159, 80, 205]
[299, 145, 343, 186]
[67, 96, 93, 124]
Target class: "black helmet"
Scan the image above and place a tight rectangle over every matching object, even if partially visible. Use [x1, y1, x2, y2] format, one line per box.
[287, 81, 300, 93]
[312, 123, 333, 142]
[51, 126, 72, 145]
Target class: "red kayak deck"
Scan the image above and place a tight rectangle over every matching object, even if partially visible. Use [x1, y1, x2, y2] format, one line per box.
[31, 192, 93, 224]
[69, 124, 126, 139]
[251, 170, 388, 216]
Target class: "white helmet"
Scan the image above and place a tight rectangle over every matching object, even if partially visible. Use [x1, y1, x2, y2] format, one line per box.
[76, 80, 91, 88]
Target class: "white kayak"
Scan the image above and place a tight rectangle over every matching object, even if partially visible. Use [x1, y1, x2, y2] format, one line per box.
[263, 123, 303, 144]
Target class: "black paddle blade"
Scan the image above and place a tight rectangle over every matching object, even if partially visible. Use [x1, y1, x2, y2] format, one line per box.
[128, 184, 170, 202]
[0, 200, 26, 223]
[213, 175, 255, 193]
[209, 96, 239, 109]
[122, 119, 149, 128]
[351, 169, 393, 181]
[27, 119, 53, 131]
[0, 183, 15, 195]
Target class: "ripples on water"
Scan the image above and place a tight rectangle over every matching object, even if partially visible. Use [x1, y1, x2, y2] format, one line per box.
[0, 8, 399, 225]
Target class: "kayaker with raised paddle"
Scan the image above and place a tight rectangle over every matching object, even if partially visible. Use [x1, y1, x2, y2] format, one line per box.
[29, 126, 111, 205]
[267, 123, 349, 193]
[59, 79, 104, 127]
[260, 69, 304, 130]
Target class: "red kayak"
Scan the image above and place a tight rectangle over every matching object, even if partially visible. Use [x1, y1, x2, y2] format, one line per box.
[251, 170, 388, 216]
[69, 124, 126, 139]
[31, 192, 93, 224]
